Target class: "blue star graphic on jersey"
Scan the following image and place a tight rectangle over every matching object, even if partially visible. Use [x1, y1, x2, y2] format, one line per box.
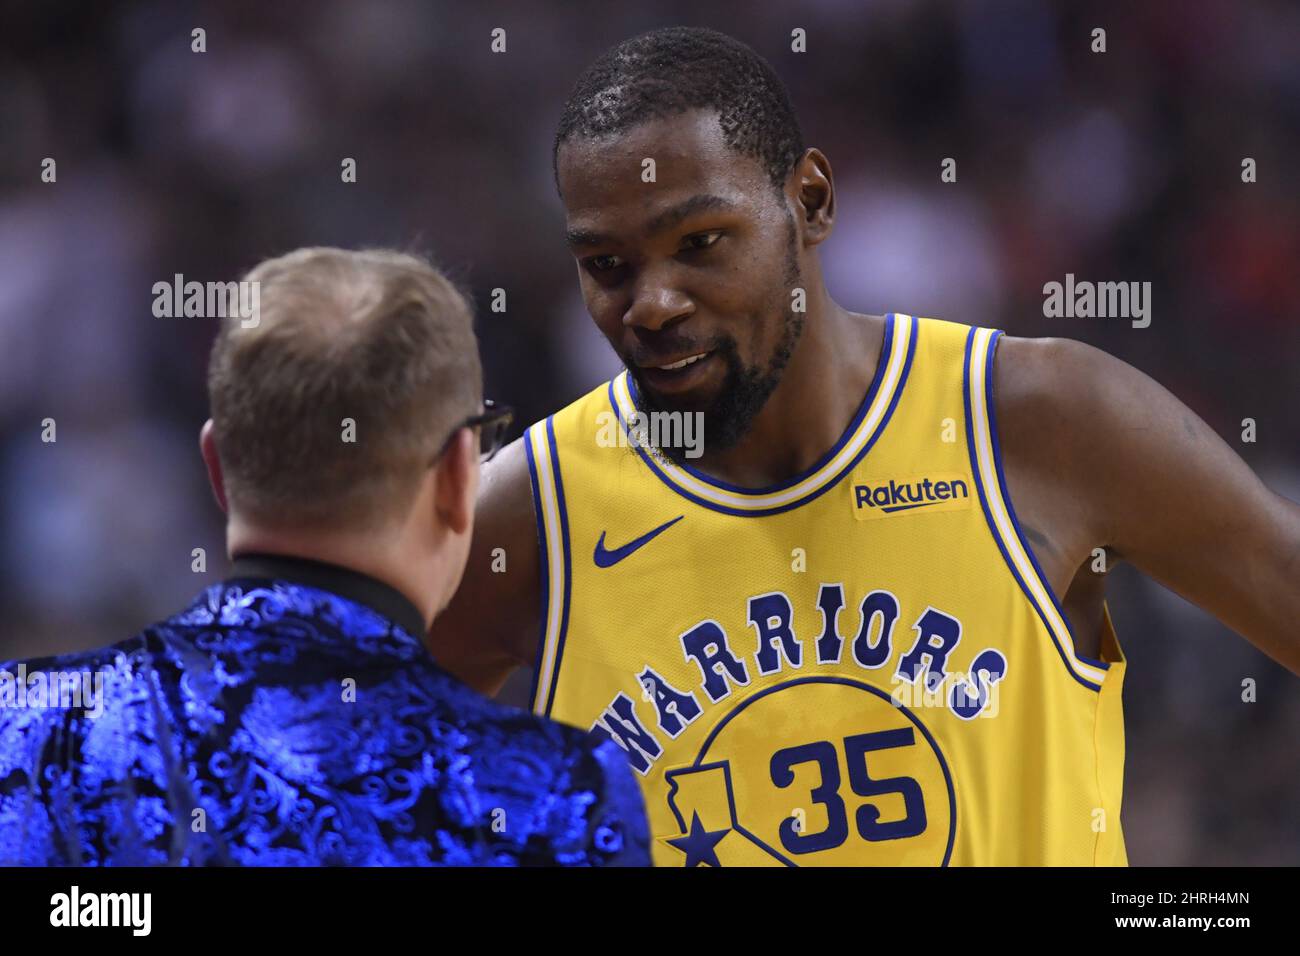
[666, 812, 728, 867]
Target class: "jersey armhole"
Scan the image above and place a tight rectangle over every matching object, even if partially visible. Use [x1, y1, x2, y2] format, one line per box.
[963, 326, 1112, 691]
[1099, 603, 1126, 667]
[524, 419, 572, 717]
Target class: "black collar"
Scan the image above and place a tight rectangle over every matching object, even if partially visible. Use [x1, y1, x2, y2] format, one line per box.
[227, 553, 427, 639]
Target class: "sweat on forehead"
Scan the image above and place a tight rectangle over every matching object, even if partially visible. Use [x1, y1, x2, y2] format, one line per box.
[556, 111, 776, 229]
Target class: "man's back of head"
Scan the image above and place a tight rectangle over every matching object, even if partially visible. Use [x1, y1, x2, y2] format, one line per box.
[202, 247, 485, 625]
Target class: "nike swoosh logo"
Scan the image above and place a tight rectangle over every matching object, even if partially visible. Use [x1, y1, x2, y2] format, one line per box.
[593, 516, 684, 568]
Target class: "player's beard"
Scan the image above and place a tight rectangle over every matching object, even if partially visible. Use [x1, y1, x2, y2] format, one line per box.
[629, 214, 805, 461]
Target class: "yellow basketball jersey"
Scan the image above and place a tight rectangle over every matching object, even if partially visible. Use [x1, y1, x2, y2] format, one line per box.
[523, 314, 1127, 866]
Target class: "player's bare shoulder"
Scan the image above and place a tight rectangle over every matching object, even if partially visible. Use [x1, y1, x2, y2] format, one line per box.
[991, 331, 1195, 535]
[989, 330, 1261, 566]
[428, 434, 541, 695]
[986, 335, 1126, 588]
[988, 334, 1124, 474]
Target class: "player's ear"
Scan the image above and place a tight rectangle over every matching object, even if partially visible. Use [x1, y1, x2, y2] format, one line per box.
[791, 147, 835, 246]
[199, 419, 229, 514]
[433, 427, 478, 537]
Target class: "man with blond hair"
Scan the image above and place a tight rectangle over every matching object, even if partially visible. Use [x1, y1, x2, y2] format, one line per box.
[0, 247, 650, 867]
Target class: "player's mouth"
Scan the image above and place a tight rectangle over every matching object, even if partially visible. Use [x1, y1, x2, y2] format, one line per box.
[637, 350, 717, 395]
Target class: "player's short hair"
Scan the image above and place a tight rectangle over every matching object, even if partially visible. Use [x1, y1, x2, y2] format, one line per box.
[554, 26, 805, 192]
[207, 247, 481, 530]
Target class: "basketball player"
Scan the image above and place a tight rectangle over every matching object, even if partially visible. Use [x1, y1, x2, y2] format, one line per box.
[429, 27, 1300, 866]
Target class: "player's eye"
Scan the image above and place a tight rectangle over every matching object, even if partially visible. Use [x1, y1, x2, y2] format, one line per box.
[681, 231, 722, 252]
[587, 254, 624, 272]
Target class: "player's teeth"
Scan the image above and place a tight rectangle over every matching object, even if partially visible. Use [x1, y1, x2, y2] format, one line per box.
[658, 353, 707, 371]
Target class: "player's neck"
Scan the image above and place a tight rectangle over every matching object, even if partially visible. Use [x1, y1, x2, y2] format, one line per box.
[690, 298, 884, 489]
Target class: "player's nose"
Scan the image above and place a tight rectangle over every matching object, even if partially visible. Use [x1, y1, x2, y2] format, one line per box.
[623, 278, 694, 332]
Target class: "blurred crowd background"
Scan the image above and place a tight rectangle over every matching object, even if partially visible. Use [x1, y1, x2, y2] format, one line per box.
[1, 0, 1296, 864]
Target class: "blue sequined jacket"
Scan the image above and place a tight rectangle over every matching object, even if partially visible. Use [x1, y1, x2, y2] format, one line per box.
[0, 558, 650, 866]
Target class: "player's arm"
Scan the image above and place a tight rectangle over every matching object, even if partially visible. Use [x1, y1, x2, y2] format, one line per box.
[995, 335, 1300, 675]
[427, 436, 541, 696]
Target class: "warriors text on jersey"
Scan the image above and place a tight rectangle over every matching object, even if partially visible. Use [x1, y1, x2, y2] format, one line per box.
[523, 314, 1127, 866]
